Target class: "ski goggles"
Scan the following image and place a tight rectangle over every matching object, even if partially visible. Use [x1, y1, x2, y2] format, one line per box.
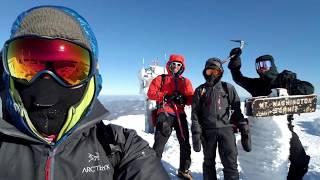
[205, 67, 222, 76]
[256, 60, 272, 72]
[2, 36, 95, 87]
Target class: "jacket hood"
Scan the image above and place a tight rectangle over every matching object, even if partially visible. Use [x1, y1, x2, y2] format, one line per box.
[203, 57, 224, 84]
[166, 54, 186, 76]
[255, 54, 278, 80]
[1, 6, 103, 143]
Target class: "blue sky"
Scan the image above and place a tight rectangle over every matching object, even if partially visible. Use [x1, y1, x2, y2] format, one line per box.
[0, 0, 319, 97]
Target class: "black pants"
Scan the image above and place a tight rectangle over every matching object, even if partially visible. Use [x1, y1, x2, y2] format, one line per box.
[153, 112, 191, 171]
[202, 127, 239, 180]
[287, 120, 310, 180]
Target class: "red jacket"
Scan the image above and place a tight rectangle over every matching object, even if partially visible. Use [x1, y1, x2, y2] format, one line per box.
[147, 55, 194, 114]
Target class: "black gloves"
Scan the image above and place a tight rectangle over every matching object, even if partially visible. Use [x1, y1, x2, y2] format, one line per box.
[228, 48, 242, 70]
[239, 118, 252, 152]
[192, 134, 201, 152]
[229, 47, 242, 58]
[164, 91, 186, 105]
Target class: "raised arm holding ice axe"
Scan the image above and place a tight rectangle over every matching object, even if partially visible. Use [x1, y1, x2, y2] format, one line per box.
[228, 42, 314, 179]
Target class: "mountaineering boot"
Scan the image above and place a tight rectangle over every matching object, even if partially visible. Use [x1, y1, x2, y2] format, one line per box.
[177, 169, 192, 180]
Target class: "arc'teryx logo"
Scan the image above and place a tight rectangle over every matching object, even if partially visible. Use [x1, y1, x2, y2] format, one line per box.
[82, 152, 111, 174]
[88, 152, 100, 162]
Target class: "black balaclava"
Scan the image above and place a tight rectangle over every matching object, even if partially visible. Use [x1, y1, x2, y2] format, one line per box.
[14, 78, 87, 135]
[256, 55, 279, 80]
[203, 58, 223, 85]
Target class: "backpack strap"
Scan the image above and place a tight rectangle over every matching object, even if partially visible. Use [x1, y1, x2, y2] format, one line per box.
[160, 74, 166, 92]
[96, 122, 122, 168]
[221, 81, 230, 104]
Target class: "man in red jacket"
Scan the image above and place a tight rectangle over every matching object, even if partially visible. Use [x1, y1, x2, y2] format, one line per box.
[148, 54, 194, 179]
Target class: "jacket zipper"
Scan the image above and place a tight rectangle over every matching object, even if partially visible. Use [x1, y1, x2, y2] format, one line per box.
[45, 148, 56, 180]
[45, 156, 52, 180]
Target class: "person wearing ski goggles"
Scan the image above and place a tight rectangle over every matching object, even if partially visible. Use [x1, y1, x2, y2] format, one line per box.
[192, 57, 248, 180]
[0, 6, 169, 180]
[228, 48, 314, 179]
[2, 36, 95, 88]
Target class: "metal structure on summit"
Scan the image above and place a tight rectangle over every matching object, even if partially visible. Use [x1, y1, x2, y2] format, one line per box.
[138, 57, 167, 133]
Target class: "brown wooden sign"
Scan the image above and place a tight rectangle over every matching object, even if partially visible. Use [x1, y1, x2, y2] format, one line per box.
[245, 94, 317, 117]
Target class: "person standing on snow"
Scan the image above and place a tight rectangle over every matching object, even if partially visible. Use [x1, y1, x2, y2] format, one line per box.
[228, 48, 314, 180]
[191, 58, 250, 180]
[0, 6, 169, 180]
[147, 54, 194, 179]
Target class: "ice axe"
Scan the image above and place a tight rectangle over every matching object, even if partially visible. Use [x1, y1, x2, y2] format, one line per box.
[222, 40, 247, 64]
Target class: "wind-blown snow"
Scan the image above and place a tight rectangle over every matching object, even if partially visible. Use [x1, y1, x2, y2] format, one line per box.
[102, 97, 320, 180]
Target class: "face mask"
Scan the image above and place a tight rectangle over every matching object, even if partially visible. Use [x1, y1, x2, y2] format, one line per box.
[204, 66, 223, 83]
[14, 77, 87, 135]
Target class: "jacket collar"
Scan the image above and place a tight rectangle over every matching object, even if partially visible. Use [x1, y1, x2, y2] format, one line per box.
[0, 99, 109, 144]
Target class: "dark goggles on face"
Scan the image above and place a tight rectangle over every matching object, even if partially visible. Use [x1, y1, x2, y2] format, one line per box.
[2, 36, 94, 88]
[256, 60, 272, 71]
[205, 67, 222, 76]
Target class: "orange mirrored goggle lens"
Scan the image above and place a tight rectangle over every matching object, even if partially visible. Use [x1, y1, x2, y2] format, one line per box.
[206, 68, 222, 76]
[5, 37, 91, 86]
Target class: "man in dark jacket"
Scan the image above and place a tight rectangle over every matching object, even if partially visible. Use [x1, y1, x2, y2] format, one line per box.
[228, 48, 314, 180]
[0, 6, 169, 180]
[191, 58, 249, 180]
[147, 54, 194, 179]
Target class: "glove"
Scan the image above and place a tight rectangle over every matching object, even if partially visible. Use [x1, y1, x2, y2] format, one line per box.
[275, 70, 297, 91]
[172, 91, 186, 105]
[164, 94, 174, 102]
[239, 118, 252, 152]
[229, 47, 242, 59]
[192, 134, 201, 152]
[228, 48, 242, 70]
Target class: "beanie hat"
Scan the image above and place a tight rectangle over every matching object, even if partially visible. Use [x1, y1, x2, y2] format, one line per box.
[11, 7, 90, 51]
[205, 57, 223, 70]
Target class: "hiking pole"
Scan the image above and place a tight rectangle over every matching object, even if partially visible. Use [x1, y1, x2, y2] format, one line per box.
[221, 40, 247, 64]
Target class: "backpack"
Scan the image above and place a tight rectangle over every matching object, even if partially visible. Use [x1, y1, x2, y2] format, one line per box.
[199, 81, 239, 132]
[151, 74, 185, 127]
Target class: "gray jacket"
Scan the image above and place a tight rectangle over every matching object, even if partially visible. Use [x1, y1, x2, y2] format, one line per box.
[191, 81, 245, 134]
[0, 100, 169, 180]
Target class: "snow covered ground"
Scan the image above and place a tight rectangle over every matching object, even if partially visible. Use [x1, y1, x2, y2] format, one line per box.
[1, 96, 318, 179]
[101, 96, 320, 180]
